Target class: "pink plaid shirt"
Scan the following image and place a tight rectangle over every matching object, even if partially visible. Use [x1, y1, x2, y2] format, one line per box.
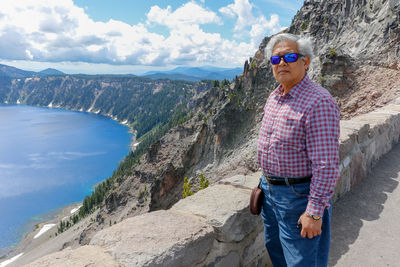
[257, 74, 340, 217]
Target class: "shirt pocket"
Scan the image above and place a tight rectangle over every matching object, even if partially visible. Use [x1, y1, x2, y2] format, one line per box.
[275, 112, 305, 151]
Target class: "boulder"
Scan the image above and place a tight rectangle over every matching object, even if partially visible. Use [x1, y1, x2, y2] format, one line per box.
[171, 184, 261, 243]
[25, 245, 119, 267]
[90, 210, 214, 267]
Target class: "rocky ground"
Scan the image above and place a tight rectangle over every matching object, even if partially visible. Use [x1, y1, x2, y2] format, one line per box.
[339, 65, 400, 119]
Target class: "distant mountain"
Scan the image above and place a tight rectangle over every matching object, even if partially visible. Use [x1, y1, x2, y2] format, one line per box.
[0, 64, 65, 78]
[142, 66, 243, 81]
[143, 73, 201, 82]
[0, 64, 36, 78]
[38, 68, 64, 76]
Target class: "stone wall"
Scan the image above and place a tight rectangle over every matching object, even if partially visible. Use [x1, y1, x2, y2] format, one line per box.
[334, 101, 400, 201]
[27, 98, 400, 267]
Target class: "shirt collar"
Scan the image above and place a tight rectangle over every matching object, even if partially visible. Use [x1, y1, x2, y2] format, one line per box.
[275, 74, 310, 99]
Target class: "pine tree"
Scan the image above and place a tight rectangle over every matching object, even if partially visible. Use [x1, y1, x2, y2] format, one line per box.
[182, 177, 194, 198]
[198, 173, 209, 190]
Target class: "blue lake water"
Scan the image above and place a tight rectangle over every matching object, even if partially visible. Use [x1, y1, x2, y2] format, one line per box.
[0, 104, 132, 253]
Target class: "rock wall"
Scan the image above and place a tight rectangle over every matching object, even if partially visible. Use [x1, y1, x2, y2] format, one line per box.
[26, 97, 400, 266]
[334, 99, 400, 200]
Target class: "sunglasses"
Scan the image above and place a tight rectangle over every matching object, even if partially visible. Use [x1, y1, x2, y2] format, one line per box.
[270, 53, 304, 65]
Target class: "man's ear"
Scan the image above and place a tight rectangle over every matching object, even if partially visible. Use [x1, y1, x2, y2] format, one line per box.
[304, 56, 311, 70]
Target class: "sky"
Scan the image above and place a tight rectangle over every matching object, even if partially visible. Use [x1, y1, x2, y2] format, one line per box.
[0, 0, 304, 75]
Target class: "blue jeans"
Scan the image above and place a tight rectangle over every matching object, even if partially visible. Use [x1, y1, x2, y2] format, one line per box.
[260, 176, 331, 267]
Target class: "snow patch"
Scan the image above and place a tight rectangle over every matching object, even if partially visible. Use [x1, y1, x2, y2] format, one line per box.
[0, 253, 24, 267]
[70, 205, 82, 214]
[33, 224, 56, 239]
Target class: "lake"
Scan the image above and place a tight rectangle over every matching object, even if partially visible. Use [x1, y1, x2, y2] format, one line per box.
[0, 104, 132, 253]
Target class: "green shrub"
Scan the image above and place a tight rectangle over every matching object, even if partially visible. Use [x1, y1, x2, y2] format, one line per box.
[198, 173, 209, 190]
[182, 177, 194, 198]
[250, 61, 257, 70]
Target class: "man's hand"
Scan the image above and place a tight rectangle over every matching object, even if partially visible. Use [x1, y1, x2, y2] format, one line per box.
[297, 212, 322, 239]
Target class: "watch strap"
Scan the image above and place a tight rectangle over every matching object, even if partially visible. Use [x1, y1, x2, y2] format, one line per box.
[306, 212, 321, 220]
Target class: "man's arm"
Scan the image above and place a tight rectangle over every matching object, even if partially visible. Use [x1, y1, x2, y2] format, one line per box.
[299, 97, 340, 238]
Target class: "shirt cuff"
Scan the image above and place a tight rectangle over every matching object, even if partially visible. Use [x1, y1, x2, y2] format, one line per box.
[306, 200, 326, 218]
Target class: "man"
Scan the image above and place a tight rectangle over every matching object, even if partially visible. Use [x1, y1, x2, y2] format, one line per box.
[257, 33, 340, 267]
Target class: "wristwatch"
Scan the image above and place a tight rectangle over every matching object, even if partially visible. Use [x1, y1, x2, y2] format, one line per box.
[306, 212, 321, 221]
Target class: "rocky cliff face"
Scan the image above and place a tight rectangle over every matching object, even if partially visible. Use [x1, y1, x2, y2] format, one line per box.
[291, 0, 400, 66]
[291, 0, 400, 113]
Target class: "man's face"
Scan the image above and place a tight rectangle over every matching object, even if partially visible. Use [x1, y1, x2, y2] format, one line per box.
[270, 40, 310, 92]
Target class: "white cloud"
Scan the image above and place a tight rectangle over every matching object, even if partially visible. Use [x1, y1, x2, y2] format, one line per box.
[0, 0, 266, 68]
[144, 2, 257, 66]
[250, 14, 285, 45]
[147, 2, 222, 29]
[219, 0, 254, 32]
[219, 0, 284, 44]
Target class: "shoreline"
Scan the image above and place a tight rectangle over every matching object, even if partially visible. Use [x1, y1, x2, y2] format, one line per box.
[0, 203, 73, 259]
[0, 202, 82, 266]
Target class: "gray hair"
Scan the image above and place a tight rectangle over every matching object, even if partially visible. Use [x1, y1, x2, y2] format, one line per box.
[265, 33, 314, 62]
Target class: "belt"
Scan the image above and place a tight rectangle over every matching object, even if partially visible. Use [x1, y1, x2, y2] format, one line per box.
[264, 175, 312, 185]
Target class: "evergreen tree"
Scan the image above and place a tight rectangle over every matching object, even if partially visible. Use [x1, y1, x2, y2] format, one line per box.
[182, 177, 194, 198]
[198, 173, 209, 190]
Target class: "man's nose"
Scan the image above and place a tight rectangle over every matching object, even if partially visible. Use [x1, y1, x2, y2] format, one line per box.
[278, 58, 288, 66]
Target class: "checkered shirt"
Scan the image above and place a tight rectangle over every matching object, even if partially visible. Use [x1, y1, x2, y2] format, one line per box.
[257, 74, 340, 217]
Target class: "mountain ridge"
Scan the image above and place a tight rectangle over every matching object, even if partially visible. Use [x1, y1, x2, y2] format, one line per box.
[143, 73, 202, 82]
[0, 63, 242, 81]
[38, 68, 65, 76]
[0, 64, 36, 78]
[142, 66, 242, 81]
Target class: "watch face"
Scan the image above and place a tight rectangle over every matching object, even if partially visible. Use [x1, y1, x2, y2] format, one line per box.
[306, 212, 321, 220]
